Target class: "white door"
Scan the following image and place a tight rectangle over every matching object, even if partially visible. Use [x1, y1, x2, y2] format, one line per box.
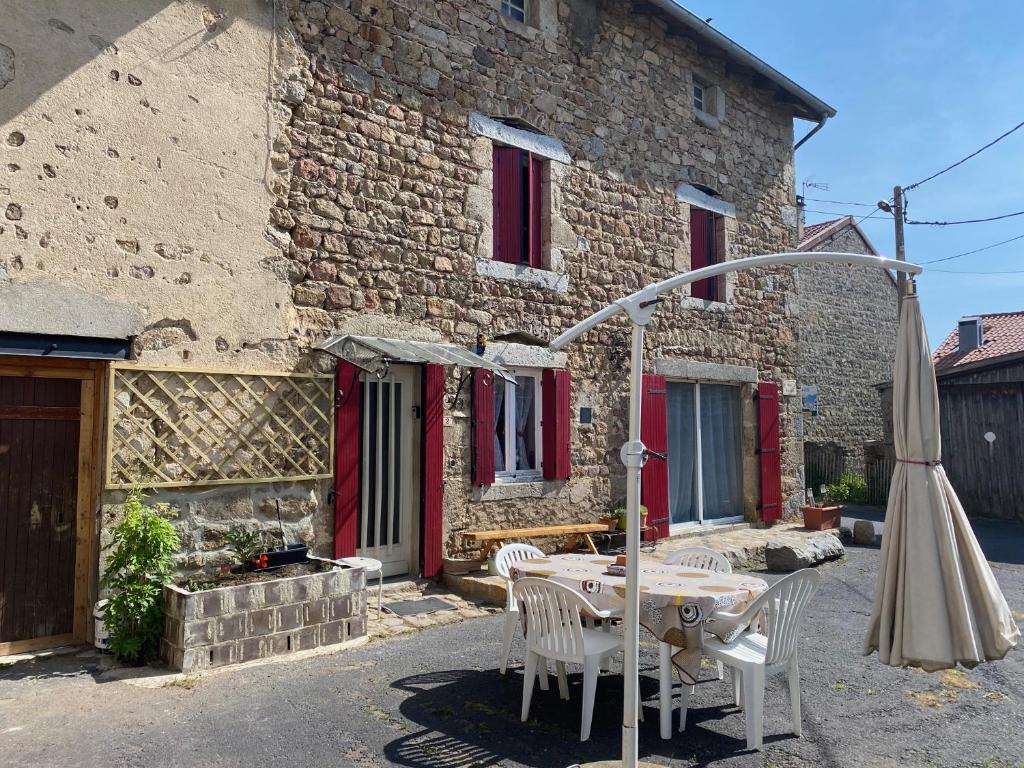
[358, 366, 419, 577]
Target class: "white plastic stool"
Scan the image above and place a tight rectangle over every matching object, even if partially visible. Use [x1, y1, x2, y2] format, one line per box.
[339, 556, 384, 620]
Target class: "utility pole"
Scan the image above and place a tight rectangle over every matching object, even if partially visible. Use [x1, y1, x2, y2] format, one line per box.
[893, 185, 907, 309]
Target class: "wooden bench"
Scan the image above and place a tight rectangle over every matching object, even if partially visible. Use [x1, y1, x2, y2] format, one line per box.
[461, 524, 609, 561]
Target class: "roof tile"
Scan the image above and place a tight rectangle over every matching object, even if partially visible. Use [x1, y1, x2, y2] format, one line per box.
[933, 311, 1024, 370]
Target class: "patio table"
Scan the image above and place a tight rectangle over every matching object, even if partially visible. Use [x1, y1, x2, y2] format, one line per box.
[510, 552, 768, 739]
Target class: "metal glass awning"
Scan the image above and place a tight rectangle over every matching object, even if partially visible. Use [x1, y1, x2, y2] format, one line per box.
[316, 335, 514, 381]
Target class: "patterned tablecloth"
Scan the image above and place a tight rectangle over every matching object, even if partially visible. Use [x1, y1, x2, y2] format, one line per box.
[511, 553, 768, 684]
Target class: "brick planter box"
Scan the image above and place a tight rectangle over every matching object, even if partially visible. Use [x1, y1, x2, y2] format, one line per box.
[161, 566, 367, 673]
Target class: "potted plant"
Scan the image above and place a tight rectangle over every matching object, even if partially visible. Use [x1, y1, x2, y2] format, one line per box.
[613, 504, 649, 531]
[598, 513, 619, 531]
[800, 473, 867, 530]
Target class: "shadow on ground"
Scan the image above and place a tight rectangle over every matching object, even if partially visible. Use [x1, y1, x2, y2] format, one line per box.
[383, 664, 794, 768]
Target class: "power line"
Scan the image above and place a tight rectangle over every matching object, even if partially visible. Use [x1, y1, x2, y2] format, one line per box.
[803, 209, 856, 217]
[904, 119, 1024, 191]
[802, 197, 876, 208]
[854, 207, 885, 227]
[921, 232, 1024, 264]
[907, 209, 1024, 226]
[928, 267, 1024, 274]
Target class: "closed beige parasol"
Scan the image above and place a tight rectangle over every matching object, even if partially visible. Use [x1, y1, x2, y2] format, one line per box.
[864, 291, 1020, 669]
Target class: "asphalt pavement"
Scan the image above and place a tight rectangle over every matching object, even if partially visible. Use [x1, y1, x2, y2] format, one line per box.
[2, 536, 1022, 768]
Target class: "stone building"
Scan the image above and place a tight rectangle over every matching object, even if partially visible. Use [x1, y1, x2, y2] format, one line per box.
[795, 215, 898, 485]
[0, 0, 834, 653]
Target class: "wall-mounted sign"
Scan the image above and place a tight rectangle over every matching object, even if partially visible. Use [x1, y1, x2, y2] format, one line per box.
[801, 385, 818, 417]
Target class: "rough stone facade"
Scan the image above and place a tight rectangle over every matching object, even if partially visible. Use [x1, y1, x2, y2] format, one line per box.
[796, 219, 898, 476]
[1, 0, 822, 585]
[276, 0, 807, 549]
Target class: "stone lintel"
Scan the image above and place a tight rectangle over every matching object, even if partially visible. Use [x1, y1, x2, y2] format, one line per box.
[474, 257, 569, 292]
[468, 112, 571, 164]
[0, 279, 144, 340]
[655, 358, 757, 384]
[482, 340, 566, 370]
[675, 182, 737, 218]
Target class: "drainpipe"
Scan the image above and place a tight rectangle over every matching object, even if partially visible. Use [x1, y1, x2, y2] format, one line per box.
[794, 116, 828, 151]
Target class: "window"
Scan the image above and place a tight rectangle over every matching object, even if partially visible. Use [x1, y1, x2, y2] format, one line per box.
[501, 0, 527, 23]
[666, 382, 743, 526]
[689, 207, 722, 301]
[492, 145, 545, 268]
[493, 370, 542, 480]
[693, 81, 705, 112]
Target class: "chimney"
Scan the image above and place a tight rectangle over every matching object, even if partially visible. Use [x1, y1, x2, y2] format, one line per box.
[958, 316, 984, 353]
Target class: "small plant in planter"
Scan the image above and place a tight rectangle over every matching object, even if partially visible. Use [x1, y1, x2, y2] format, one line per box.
[101, 489, 180, 665]
[225, 526, 270, 571]
[224, 514, 309, 572]
[612, 504, 649, 531]
[801, 473, 867, 530]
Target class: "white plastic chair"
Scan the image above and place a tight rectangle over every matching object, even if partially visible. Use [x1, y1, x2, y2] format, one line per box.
[494, 543, 545, 674]
[678, 569, 821, 750]
[513, 577, 624, 741]
[662, 546, 733, 573]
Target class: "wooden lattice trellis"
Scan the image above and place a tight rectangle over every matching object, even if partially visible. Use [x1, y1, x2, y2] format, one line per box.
[105, 364, 334, 489]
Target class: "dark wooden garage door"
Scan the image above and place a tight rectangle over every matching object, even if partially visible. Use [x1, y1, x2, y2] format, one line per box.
[0, 376, 81, 645]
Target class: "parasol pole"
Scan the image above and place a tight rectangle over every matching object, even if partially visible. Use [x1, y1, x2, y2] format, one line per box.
[617, 298, 658, 767]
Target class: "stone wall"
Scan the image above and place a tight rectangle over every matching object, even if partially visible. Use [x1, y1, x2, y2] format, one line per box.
[0, 0, 299, 367]
[275, 0, 807, 546]
[796, 224, 898, 474]
[3, 0, 815, 581]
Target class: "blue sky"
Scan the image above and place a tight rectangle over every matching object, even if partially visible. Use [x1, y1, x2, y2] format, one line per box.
[679, 0, 1024, 347]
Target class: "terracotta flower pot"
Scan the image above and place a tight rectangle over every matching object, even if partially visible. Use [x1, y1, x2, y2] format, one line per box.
[801, 504, 843, 531]
[598, 515, 619, 531]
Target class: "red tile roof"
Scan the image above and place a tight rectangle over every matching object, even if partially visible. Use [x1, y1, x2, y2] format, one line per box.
[933, 311, 1024, 371]
[799, 217, 844, 247]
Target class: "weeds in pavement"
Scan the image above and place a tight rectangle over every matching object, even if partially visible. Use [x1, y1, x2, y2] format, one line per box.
[163, 675, 200, 690]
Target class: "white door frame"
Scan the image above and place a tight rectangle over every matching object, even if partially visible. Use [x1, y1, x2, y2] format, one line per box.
[358, 365, 420, 577]
[666, 379, 744, 535]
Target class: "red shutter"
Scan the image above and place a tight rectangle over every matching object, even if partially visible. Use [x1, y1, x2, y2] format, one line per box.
[471, 368, 495, 486]
[492, 145, 523, 264]
[333, 361, 361, 558]
[756, 381, 783, 523]
[421, 363, 445, 578]
[527, 153, 543, 269]
[640, 374, 671, 541]
[541, 369, 571, 480]
[690, 208, 718, 301]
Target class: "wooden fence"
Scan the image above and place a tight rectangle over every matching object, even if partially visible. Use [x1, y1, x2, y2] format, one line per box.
[864, 443, 895, 506]
[106, 364, 334, 489]
[803, 442, 847, 494]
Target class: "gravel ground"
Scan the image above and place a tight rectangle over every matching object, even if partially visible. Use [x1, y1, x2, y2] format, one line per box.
[2, 542, 1022, 768]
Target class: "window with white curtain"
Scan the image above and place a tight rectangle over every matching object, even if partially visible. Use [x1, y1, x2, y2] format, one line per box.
[493, 370, 542, 481]
[666, 381, 743, 526]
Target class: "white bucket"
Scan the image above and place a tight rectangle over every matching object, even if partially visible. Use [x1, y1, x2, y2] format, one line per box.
[93, 600, 110, 651]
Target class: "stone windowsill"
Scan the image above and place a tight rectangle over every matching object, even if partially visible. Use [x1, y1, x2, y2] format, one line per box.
[475, 258, 569, 292]
[694, 109, 721, 130]
[471, 478, 568, 502]
[677, 296, 734, 313]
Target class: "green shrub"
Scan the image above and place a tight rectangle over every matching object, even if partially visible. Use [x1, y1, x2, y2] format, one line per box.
[825, 473, 868, 504]
[102, 490, 179, 665]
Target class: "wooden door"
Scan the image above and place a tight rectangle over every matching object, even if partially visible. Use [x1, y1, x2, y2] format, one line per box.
[0, 376, 82, 646]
